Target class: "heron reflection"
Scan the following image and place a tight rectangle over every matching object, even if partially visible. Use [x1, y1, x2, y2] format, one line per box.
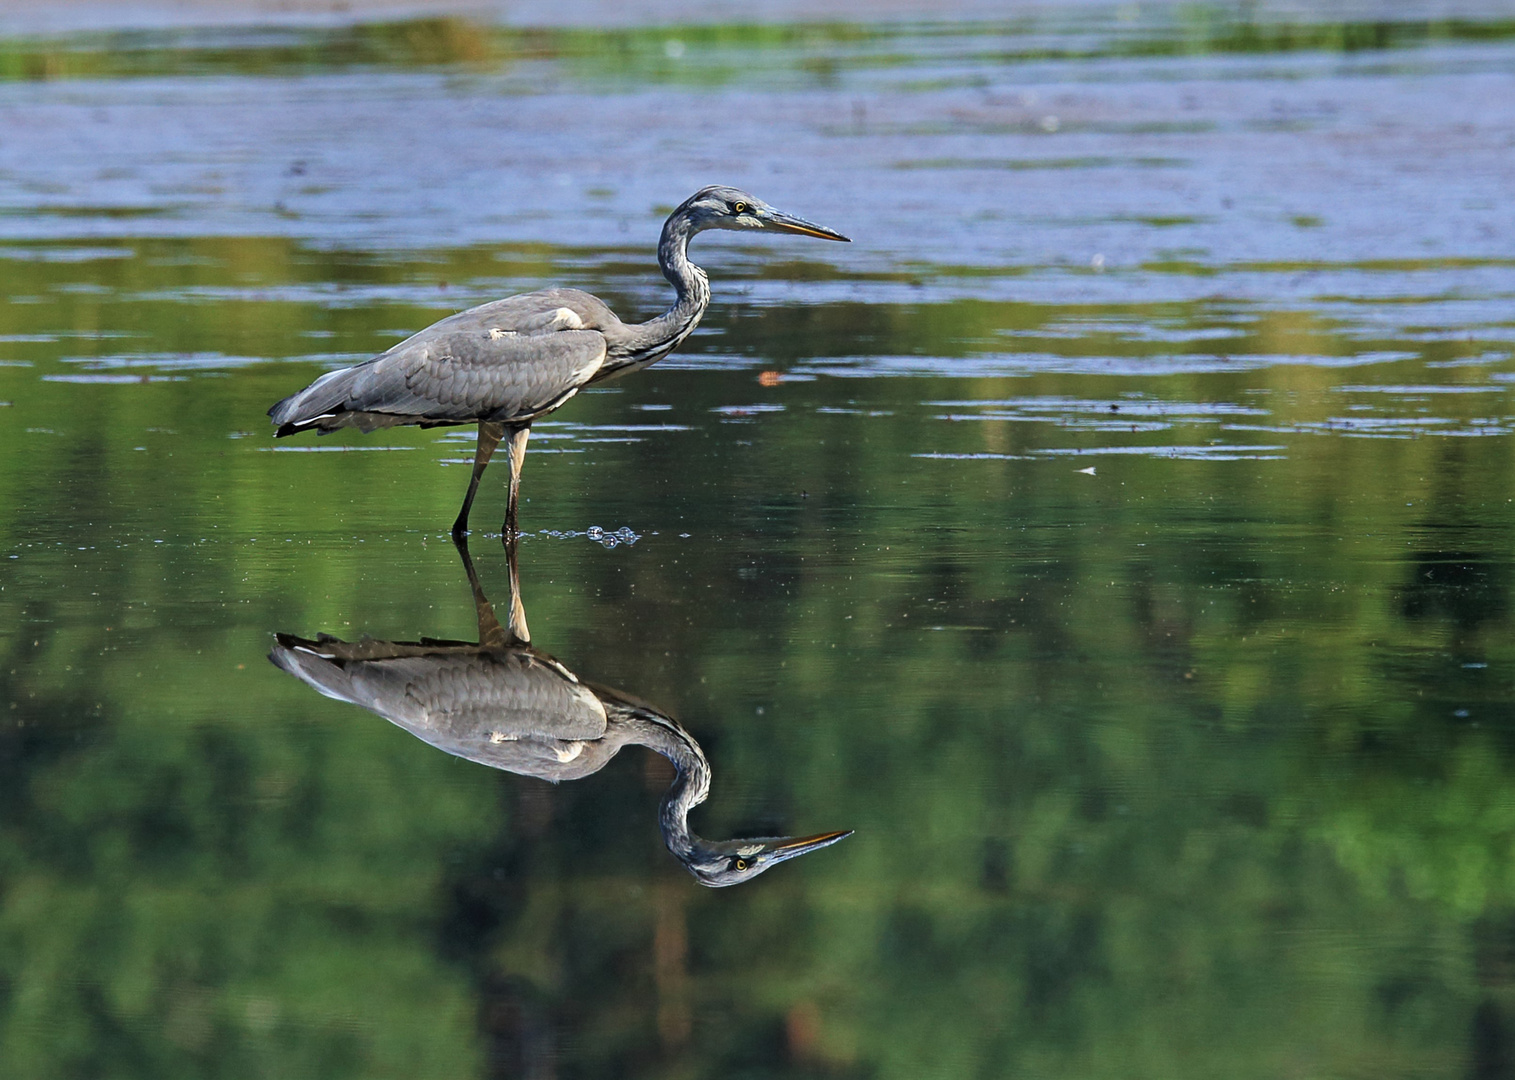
[269, 540, 850, 886]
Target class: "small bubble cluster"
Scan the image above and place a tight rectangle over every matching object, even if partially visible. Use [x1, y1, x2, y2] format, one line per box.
[539, 526, 641, 548]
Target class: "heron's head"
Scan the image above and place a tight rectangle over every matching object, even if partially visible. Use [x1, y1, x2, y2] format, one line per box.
[682, 829, 852, 887]
[676, 186, 850, 242]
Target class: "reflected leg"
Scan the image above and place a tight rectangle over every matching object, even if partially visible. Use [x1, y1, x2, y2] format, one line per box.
[502, 424, 531, 538]
[452, 421, 504, 540]
[502, 526, 529, 644]
[451, 534, 515, 647]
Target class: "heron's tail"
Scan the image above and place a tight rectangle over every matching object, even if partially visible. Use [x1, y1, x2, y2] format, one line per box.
[269, 635, 362, 704]
[268, 366, 368, 436]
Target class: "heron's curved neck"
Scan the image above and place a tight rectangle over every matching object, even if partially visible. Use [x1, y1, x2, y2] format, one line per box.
[618, 213, 711, 365]
[617, 707, 711, 863]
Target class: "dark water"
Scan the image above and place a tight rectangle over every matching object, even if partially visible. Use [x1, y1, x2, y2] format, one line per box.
[4, 3, 1515, 1077]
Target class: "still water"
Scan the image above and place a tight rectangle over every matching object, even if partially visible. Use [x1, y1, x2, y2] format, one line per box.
[3, 2, 1515, 1076]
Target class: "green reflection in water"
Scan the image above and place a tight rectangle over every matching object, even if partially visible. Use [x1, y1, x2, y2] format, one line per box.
[3, 231, 1515, 1078]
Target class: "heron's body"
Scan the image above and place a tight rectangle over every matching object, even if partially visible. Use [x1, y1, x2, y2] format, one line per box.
[268, 540, 850, 886]
[268, 187, 848, 536]
[268, 285, 696, 439]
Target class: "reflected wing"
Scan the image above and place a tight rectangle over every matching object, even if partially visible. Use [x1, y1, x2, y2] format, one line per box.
[270, 644, 609, 746]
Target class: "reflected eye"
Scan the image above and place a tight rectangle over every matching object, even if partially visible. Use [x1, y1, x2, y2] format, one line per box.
[732, 202, 748, 215]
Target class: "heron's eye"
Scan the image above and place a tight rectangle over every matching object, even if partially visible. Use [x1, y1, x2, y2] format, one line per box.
[734, 858, 749, 871]
[732, 202, 747, 215]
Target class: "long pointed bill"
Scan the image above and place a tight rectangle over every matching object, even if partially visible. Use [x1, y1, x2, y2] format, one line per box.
[767, 829, 854, 864]
[762, 210, 851, 242]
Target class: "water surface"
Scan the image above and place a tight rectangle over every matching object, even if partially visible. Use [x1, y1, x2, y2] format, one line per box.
[3, 3, 1515, 1077]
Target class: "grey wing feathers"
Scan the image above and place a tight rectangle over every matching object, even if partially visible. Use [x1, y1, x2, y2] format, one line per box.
[269, 644, 608, 744]
[270, 297, 609, 434]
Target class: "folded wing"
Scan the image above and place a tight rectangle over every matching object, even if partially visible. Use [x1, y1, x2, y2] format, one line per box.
[269, 309, 608, 435]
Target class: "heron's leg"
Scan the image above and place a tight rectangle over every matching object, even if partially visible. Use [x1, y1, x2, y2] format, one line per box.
[502, 424, 531, 538]
[452, 421, 504, 539]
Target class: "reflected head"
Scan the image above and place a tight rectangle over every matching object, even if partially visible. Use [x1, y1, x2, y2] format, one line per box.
[684, 829, 853, 887]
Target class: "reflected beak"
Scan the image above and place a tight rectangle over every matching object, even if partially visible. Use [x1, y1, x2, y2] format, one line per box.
[761, 209, 851, 242]
[768, 829, 854, 862]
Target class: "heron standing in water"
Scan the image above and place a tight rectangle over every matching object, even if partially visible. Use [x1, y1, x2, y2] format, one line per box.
[268, 187, 849, 537]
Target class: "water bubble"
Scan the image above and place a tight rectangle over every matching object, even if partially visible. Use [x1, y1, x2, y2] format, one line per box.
[550, 525, 642, 547]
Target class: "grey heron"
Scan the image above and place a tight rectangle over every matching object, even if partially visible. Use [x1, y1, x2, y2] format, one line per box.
[268, 187, 849, 537]
[268, 539, 850, 886]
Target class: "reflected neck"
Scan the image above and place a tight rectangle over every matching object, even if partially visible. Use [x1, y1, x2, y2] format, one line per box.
[617, 706, 711, 864]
